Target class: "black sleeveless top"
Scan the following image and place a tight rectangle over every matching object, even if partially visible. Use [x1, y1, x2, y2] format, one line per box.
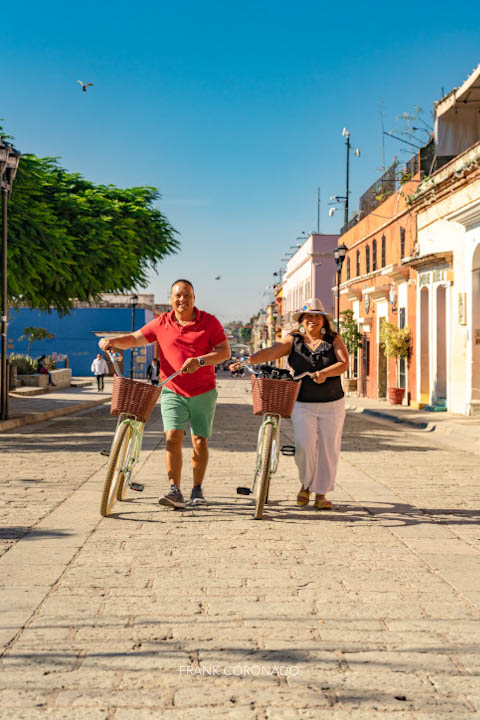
[288, 333, 344, 403]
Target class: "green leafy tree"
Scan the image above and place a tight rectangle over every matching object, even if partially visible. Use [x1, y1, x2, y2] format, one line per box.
[2, 131, 179, 312]
[18, 326, 55, 356]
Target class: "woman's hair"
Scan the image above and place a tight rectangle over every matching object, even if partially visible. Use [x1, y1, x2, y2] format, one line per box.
[296, 313, 337, 337]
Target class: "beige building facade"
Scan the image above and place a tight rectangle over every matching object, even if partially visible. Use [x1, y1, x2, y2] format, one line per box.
[408, 141, 480, 415]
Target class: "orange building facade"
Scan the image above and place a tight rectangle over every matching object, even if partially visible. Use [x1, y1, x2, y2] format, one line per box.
[338, 175, 420, 403]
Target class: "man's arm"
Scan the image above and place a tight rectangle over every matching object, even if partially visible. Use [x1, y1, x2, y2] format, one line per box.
[99, 330, 149, 353]
[181, 339, 231, 374]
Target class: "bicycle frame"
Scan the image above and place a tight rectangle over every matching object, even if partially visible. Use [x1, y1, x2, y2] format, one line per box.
[254, 413, 281, 480]
[114, 413, 144, 477]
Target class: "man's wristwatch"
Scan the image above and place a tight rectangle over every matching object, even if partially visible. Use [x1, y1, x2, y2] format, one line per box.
[197, 357, 206, 366]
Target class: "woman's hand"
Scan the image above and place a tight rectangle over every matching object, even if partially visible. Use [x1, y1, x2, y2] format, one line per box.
[229, 360, 243, 372]
[313, 369, 327, 384]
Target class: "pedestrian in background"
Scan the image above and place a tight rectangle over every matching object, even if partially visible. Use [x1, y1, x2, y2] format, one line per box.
[147, 358, 160, 386]
[37, 355, 55, 386]
[91, 352, 109, 391]
[231, 299, 348, 510]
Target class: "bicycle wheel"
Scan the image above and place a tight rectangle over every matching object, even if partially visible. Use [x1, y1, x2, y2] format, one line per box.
[116, 423, 136, 501]
[255, 422, 274, 520]
[100, 422, 132, 517]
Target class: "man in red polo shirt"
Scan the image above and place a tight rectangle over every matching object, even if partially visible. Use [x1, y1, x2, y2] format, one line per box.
[99, 280, 230, 508]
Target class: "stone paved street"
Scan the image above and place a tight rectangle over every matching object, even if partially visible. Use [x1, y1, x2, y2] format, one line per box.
[1, 374, 479, 718]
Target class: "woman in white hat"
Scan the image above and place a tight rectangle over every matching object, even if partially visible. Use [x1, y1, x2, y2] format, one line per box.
[236, 299, 348, 509]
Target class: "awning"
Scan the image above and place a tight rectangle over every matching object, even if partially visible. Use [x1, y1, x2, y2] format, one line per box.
[435, 64, 480, 156]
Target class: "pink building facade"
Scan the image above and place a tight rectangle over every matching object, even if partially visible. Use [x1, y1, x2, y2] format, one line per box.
[281, 233, 339, 332]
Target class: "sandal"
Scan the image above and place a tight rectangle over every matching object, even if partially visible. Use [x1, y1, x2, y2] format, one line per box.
[314, 496, 332, 510]
[296, 487, 310, 507]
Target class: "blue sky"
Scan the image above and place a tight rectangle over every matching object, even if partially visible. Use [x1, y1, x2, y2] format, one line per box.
[3, 0, 479, 321]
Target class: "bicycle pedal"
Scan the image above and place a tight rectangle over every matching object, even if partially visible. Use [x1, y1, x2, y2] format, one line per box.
[237, 486, 252, 495]
[100, 449, 110, 457]
[281, 445, 295, 456]
[129, 481, 144, 492]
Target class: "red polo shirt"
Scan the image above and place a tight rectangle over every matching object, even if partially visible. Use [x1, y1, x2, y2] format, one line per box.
[139, 309, 227, 397]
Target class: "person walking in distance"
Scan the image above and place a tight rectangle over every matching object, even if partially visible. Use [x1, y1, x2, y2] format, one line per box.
[91, 352, 109, 391]
[231, 299, 348, 510]
[99, 280, 231, 508]
[147, 358, 160, 386]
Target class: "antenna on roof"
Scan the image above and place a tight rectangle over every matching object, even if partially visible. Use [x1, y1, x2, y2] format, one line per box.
[317, 187, 321, 234]
[380, 99, 385, 172]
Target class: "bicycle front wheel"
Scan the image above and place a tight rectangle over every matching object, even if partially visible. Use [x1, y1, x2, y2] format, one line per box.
[117, 422, 143, 501]
[255, 422, 274, 520]
[100, 422, 132, 517]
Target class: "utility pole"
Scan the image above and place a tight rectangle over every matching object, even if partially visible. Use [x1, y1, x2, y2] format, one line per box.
[317, 188, 321, 233]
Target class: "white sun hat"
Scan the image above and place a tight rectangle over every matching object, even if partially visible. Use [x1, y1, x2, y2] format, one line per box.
[292, 298, 334, 323]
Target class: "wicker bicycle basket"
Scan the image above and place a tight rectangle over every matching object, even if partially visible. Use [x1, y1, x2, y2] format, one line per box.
[251, 376, 300, 419]
[110, 376, 162, 423]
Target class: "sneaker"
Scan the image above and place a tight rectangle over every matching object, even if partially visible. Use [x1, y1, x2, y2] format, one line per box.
[189, 485, 207, 506]
[159, 485, 185, 509]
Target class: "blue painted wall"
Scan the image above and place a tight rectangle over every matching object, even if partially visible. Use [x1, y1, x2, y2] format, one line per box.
[8, 306, 155, 377]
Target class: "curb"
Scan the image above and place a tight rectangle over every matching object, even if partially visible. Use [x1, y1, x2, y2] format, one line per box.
[345, 403, 436, 432]
[0, 397, 110, 433]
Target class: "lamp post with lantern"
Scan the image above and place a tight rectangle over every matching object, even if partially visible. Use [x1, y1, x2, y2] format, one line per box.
[0, 141, 21, 420]
[130, 294, 138, 379]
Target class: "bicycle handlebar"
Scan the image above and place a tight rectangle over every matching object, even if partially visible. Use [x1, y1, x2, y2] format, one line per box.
[234, 357, 313, 382]
[107, 351, 183, 388]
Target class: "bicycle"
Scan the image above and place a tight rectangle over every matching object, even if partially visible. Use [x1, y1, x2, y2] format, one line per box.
[100, 352, 182, 517]
[235, 361, 312, 520]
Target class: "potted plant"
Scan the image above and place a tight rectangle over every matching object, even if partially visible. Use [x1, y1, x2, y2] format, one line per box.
[339, 310, 362, 393]
[379, 321, 411, 404]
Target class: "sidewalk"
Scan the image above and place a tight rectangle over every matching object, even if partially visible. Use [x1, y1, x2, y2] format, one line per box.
[345, 393, 480, 457]
[0, 378, 111, 433]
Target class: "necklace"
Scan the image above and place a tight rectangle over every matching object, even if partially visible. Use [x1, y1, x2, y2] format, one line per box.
[303, 335, 325, 352]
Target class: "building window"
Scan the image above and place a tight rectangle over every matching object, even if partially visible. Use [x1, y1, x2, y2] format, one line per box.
[366, 245, 370, 274]
[346, 256, 350, 280]
[400, 227, 405, 259]
[356, 250, 360, 276]
[362, 336, 370, 380]
[372, 239, 377, 271]
[381, 235, 386, 267]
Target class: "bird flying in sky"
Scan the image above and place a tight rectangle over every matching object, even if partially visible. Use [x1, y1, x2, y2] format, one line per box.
[215, 275, 221, 280]
[77, 81, 94, 92]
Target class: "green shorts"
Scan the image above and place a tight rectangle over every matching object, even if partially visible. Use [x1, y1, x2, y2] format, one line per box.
[160, 387, 218, 438]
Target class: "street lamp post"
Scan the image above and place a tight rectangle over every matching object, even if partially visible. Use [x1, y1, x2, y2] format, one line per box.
[333, 243, 347, 331]
[0, 142, 21, 421]
[328, 129, 360, 231]
[130, 294, 138, 380]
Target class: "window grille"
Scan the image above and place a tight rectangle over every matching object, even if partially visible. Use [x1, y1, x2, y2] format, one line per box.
[372, 239, 377, 271]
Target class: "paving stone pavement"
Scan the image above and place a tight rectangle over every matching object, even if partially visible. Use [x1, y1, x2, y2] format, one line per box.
[1, 374, 479, 719]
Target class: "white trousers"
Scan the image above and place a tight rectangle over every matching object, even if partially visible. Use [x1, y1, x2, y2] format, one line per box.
[291, 397, 345, 495]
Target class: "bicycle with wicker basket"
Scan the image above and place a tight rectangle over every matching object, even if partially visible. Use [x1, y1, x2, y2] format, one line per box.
[100, 352, 181, 517]
[236, 361, 311, 520]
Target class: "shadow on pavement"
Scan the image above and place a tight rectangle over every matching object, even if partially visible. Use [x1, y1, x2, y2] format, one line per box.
[0, 527, 74, 540]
